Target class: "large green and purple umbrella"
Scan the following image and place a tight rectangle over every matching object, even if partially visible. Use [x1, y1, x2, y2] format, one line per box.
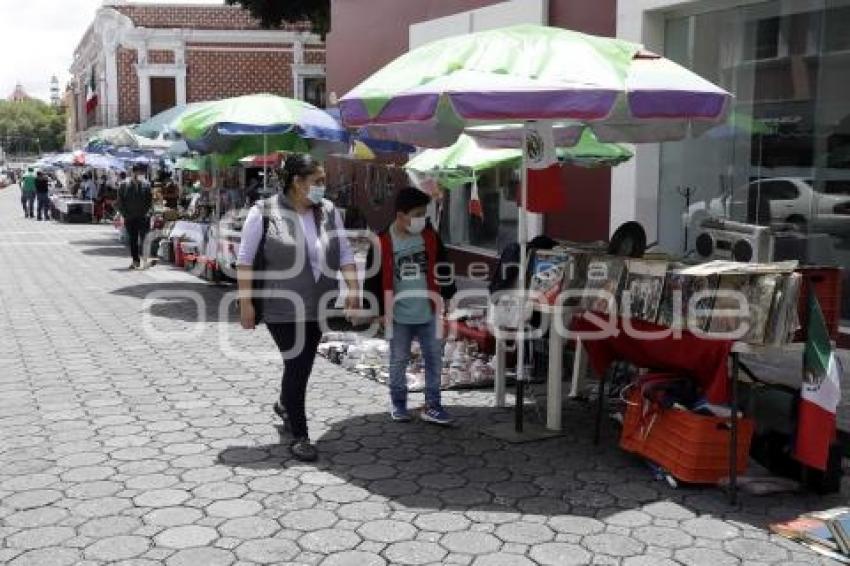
[339, 24, 732, 148]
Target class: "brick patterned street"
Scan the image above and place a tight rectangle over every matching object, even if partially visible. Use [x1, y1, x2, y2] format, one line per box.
[0, 186, 847, 565]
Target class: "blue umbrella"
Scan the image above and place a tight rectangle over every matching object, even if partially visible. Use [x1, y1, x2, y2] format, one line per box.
[325, 108, 416, 154]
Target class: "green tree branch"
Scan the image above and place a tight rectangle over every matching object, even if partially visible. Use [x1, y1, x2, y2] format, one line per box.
[226, 0, 330, 38]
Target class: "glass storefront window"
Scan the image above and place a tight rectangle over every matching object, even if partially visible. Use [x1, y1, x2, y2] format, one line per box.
[659, 0, 850, 323]
[439, 166, 519, 254]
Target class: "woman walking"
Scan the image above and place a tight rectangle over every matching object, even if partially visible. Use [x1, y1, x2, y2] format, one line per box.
[237, 154, 359, 461]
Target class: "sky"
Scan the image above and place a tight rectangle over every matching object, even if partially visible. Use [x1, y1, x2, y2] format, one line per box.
[0, 0, 223, 102]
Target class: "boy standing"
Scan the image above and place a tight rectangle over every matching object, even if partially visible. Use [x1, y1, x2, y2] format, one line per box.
[366, 187, 456, 425]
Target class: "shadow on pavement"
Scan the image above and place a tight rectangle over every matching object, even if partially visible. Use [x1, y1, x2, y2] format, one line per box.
[215, 402, 847, 528]
[81, 246, 132, 258]
[70, 237, 123, 247]
[110, 281, 239, 323]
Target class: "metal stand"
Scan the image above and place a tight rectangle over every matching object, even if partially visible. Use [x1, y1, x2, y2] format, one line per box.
[729, 351, 739, 505]
[594, 368, 607, 446]
[515, 378, 525, 433]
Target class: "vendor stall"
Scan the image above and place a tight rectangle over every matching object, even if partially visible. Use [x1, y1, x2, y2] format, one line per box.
[50, 193, 93, 223]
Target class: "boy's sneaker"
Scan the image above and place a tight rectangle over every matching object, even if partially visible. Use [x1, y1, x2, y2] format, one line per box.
[390, 407, 412, 422]
[421, 406, 454, 426]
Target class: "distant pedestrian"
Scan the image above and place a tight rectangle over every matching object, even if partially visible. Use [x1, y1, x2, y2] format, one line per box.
[117, 164, 153, 270]
[35, 171, 50, 221]
[92, 174, 108, 222]
[20, 167, 36, 218]
[80, 174, 96, 201]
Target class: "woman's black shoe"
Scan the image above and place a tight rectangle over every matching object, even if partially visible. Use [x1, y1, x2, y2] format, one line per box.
[290, 438, 318, 462]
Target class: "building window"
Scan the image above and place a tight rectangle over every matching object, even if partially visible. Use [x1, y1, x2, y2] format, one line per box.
[438, 166, 518, 254]
[303, 77, 326, 108]
[752, 17, 781, 60]
[659, 0, 850, 323]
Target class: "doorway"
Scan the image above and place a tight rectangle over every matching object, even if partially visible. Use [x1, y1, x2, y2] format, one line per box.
[150, 77, 176, 117]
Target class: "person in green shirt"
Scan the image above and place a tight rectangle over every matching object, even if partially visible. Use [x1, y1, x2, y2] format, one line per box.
[20, 167, 37, 219]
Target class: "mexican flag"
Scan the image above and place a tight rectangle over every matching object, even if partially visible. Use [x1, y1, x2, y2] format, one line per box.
[795, 292, 843, 471]
[522, 121, 565, 214]
[86, 66, 98, 114]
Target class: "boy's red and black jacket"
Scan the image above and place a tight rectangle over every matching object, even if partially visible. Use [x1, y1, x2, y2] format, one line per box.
[364, 223, 457, 318]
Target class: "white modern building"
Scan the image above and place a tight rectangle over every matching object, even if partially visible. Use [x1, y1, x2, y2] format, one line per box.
[614, 0, 850, 324]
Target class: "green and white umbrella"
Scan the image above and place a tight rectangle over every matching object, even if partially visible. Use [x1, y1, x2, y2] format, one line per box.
[174, 93, 349, 190]
[135, 103, 206, 139]
[406, 129, 632, 188]
[174, 93, 348, 155]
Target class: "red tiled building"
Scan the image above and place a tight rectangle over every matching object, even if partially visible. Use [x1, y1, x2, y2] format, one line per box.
[68, 2, 326, 146]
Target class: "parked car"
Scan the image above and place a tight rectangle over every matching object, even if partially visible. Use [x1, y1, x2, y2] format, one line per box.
[685, 177, 850, 236]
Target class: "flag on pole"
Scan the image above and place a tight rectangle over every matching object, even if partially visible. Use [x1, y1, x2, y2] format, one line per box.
[86, 67, 99, 114]
[469, 178, 484, 219]
[795, 292, 843, 471]
[522, 121, 565, 213]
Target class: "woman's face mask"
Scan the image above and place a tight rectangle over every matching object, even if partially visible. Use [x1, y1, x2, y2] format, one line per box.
[307, 184, 326, 205]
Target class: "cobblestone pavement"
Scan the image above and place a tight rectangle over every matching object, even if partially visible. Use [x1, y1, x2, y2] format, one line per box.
[0, 188, 847, 566]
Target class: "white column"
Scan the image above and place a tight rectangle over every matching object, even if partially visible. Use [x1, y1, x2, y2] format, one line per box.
[136, 45, 151, 122]
[175, 68, 187, 106]
[77, 78, 87, 132]
[105, 50, 119, 127]
[138, 70, 151, 122]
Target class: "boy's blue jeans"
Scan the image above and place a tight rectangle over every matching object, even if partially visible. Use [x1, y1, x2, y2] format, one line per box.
[388, 318, 442, 411]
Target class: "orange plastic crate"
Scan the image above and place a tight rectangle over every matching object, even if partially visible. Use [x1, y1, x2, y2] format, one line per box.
[620, 389, 753, 484]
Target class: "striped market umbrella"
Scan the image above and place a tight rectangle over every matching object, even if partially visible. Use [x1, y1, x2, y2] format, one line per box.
[406, 128, 632, 184]
[174, 93, 349, 156]
[339, 24, 731, 148]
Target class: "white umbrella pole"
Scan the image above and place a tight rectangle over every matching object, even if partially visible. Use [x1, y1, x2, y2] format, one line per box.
[263, 134, 268, 193]
[514, 123, 530, 433]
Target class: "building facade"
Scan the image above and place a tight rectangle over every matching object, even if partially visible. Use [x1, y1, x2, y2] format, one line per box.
[326, 0, 617, 270]
[616, 0, 850, 325]
[68, 1, 326, 146]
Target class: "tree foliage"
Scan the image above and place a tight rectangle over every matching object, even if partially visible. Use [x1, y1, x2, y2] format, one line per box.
[0, 99, 66, 155]
[226, 0, 330, 38]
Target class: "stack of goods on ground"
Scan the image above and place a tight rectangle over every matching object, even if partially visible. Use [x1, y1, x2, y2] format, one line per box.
[318, 331, 496, 392]
[772, 507, 850, 563]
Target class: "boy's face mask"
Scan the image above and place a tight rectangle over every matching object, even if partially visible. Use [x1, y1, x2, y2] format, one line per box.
[408, 216, 427, 234]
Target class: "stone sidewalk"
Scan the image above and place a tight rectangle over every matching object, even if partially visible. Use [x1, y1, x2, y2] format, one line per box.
[0, 187, 846, 566]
